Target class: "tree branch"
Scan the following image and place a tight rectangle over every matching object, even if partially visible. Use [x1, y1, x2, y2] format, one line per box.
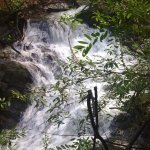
[87, 89, 109, 150]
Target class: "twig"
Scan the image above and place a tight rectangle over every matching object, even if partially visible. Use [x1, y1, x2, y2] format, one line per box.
[67, 3, 90, 62]
[11, 44, 21, 55]
[67, 28, 78, 62]
[16, 12, 22, 39]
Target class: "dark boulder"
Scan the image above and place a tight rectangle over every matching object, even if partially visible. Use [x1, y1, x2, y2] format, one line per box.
[0, 60, 33, 130]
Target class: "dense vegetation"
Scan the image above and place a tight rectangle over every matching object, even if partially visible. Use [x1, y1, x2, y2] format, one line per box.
[0, 0, 150, 149]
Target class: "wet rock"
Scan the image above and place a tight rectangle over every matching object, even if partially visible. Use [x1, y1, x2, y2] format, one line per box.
[0, 60, 33, 130]
[0, 48, 11, 60]
[0, 60, 32, 97]
[52, 63, 62, 79]
[24, 43, 33, 51]
[42, 53, 62, 78]
[43, 54, 53, 64]
[31, 53, 40, 62]
[44, 1, 69, 11]
[110, 113, 150, 149]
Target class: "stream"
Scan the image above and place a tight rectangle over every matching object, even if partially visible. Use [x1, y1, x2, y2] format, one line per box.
[10, 7, 120, 150]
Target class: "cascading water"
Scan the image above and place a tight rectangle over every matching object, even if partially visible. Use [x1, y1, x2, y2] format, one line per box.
[10, 8, 120, 150]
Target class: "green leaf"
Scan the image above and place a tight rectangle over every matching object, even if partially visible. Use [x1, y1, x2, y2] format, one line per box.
[78, 41, 88, 44]
[114, 62, 118, 68]
[127, 13, 132, 19]
[91, 32, 100, 37]
[119, 19, 122, 25]
[74, 45, 85, 50]
[84, 34, 92, 41]
[93, 38, 98, 45]
[108, 38, 113, 42]
[100, 31, 108, 42]
[77, 18, 83, 23]
[82, 44, 92, 57]
[61, 145, 66, 149]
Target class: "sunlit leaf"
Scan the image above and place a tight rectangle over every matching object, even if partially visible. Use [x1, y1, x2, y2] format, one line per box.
[84, 34, 92, 41]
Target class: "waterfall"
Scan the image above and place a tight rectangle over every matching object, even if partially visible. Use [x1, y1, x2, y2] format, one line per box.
[10, 8, 119, 150]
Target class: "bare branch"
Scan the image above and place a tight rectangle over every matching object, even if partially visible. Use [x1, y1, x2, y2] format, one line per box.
[87, 88, 109, 150]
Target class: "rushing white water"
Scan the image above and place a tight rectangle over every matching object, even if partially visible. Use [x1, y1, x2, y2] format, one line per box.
[10, 8, 120, 150]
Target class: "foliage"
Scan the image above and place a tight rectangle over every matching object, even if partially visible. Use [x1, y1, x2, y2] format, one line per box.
[8, 0, 24, 11]
[0, 90, 30, 110]
[0, 91, 28, 148]
[0, 97, 10, 110]
[0, 129, 25, 148]
[74, 30, 108, 56]
[10, 90, 30, 102]
[42, 132, 93, 150]
[42, 132, 50, 150]
[60, 14, 83, 29]
[0, 0, 39, 12]
[88, 0, 150, 50]
[49, 137, 93, 150]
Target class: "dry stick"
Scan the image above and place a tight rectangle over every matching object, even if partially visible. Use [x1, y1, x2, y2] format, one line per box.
[126, 118, 150, 150]
[67, 28, 78, 62]
[87, 90, 109, 150]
